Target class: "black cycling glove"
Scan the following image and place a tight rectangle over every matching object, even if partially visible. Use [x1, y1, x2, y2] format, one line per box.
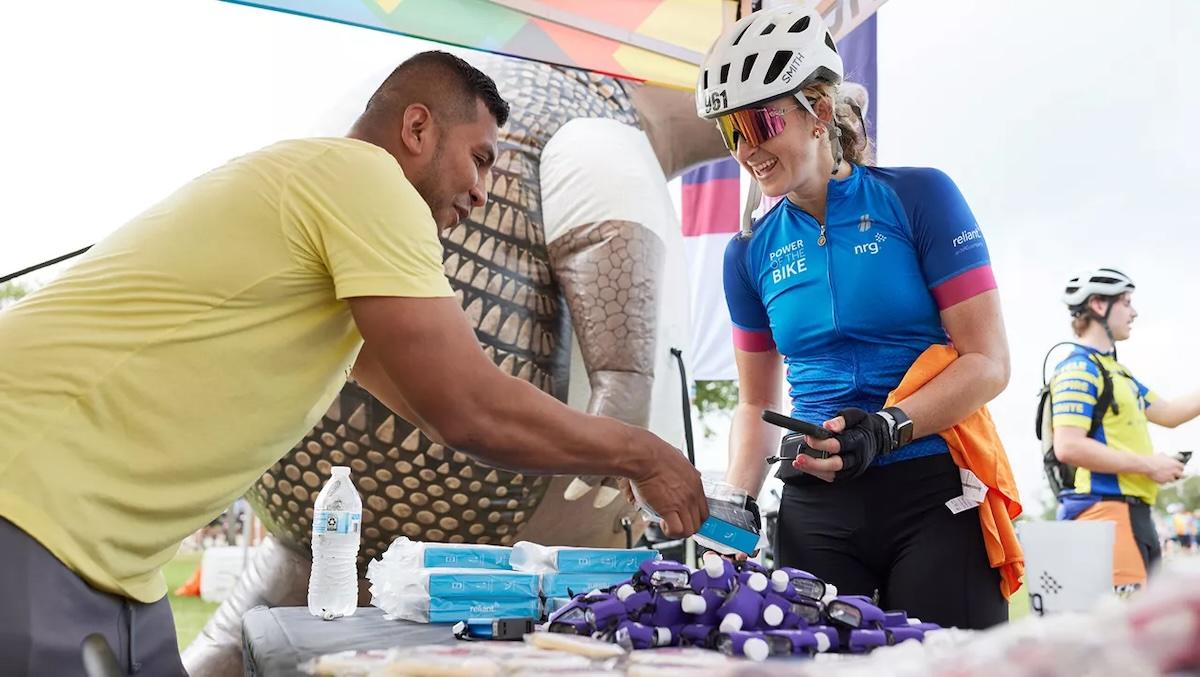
[832, 407, 895, 481]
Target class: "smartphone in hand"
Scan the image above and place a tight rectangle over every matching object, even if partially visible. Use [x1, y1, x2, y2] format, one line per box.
[761, 410, 834, 439]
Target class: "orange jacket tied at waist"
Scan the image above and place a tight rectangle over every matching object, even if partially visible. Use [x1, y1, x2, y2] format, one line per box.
[884, 344, 1025, 599]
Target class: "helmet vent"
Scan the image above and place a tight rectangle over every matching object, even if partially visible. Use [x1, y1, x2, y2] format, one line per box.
[740, 54, 758, 83]
[703, 69, 709, 89]
[789, 16, 811, 33]
[761, 23, 777, 35]
[825, 32, 838, 53]
[731, 21, 754, 46]
[719, 63, 731, 84]
[764, 50, 792, 85]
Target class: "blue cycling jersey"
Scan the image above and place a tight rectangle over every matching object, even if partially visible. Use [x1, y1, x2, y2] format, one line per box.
[724, 165, 995, 465]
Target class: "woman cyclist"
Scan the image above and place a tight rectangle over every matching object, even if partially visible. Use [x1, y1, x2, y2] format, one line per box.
[696, 5, 1012, 629]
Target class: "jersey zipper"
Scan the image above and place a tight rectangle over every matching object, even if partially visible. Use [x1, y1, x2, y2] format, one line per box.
[822, 221, 858, 392]
[821, 221, 842, 338]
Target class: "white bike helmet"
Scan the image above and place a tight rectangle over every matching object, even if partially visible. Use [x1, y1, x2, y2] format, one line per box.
[1062, 268, 1135, 309]
[696, 4, 843, 120]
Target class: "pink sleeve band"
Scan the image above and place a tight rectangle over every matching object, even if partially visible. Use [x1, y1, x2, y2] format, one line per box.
[931, 264, 997, 309]
[733, 326, 776, 352]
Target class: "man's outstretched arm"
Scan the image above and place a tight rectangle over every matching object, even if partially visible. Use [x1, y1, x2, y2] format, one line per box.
[347, 295, 707, 536]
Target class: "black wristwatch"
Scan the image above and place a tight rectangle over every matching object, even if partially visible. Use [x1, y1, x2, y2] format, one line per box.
[877, 407, 914, 449]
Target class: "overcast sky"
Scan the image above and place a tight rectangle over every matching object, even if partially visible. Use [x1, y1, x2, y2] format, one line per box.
[875, 0, 1200, 511]
[2, 1, 1198, 513]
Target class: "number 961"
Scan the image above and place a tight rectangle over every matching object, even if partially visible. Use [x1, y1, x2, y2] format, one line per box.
[703, 90, 728, 114]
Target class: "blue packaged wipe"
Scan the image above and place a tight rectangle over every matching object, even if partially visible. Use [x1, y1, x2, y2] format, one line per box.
[695, 512, 760, 556]
[374, 594, 541, 623]
[374, 537, 513, 570]
[631, 480, 762, 556]
[421, 545, 512, 570]
[540, 572, 632, 598]
[427, 597, 541, 624]
[511, 541, 659, 573]
[425, 570, 539, 598]
[369, 568, 539, 599]
[552, 549, 658, 573]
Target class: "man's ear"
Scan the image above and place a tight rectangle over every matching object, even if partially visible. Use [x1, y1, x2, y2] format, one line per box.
[1087, 295, 1108, 317]
[400, 103, 434, 155]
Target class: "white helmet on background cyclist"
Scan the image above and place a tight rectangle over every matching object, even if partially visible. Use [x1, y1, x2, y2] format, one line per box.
[1063, 267, 1135, 356]
[696, 4, 843, 123]
[1062, 268, 1135, 311]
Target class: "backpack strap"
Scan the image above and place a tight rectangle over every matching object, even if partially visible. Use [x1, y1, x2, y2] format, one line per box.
[1034, 384, 1049, 441]
[1085, 353, 1118, 438]
[1037, 341, 1079, 441]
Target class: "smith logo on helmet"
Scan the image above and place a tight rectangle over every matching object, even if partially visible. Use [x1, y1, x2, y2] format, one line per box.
[781, 53, 808, 84]
[703, 90, 728, 114]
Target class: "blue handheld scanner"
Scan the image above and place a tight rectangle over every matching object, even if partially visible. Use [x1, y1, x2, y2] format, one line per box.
[452, 617, 534, 641]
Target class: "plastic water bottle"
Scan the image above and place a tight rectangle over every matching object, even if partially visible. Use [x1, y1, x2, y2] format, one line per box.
[307, 466, 362, 619]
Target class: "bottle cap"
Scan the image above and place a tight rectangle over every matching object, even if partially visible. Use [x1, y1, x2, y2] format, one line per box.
[681, 594, 706, 615]
[704, 556, 725, 578]
[744, 637, 769, 661]
[762, 604, 784, 626]
[770, 570, 789, 592]
[747, 572, 768, 593]
[332, 466, 350, 476]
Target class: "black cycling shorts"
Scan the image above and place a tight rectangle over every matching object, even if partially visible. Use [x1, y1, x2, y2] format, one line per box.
[776, 453, 1006, 630]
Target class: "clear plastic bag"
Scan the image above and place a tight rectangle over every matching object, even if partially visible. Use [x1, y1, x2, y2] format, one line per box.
[365, 565, 539, 599]
[630, 479, 762, 555]
[371, 536, 514, 570]
[371, 592, 542, 624]
[509, 541, 659, 573]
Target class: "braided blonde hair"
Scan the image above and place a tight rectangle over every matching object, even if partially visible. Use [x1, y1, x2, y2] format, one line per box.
[802, 81, 874, 166]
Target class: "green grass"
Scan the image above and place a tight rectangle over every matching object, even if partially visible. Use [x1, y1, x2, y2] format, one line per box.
[1008, 583, 1030, 620]
[164, 552, 220, 650]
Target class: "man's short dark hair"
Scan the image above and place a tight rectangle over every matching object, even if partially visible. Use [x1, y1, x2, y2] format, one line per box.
[365, 50, 509, 127]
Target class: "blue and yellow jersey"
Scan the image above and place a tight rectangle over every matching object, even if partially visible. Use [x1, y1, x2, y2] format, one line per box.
[1050, 344, 1158, 510]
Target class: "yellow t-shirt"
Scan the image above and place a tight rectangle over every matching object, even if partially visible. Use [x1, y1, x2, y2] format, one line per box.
[0, 138, 453, 602]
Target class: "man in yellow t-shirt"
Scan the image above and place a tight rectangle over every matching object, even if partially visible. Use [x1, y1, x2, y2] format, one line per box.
[1051, 268, 1199, 591]
[0, 51, 707, 675]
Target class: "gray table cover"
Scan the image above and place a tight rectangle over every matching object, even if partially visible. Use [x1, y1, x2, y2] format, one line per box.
[241, 606, 457, 677]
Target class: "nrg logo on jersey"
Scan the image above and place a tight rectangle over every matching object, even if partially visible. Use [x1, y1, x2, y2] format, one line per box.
[855, 232, 888, 256]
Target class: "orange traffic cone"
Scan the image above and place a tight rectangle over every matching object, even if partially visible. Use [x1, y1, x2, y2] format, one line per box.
[174, 564, 202, 597]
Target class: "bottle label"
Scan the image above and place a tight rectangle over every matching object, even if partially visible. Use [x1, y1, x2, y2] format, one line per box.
[313, 510, 361, 535]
